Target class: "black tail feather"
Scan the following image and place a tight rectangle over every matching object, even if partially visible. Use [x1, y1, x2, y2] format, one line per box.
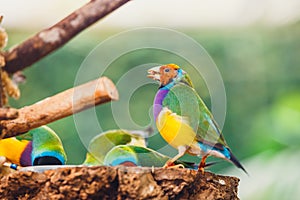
[205, 161, 222, 168]
[229, 150, 248, 175]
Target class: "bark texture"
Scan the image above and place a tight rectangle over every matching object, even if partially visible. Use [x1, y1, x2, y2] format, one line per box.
[0, 108, 18, 120]
[3, 0, 131, 74]
[0, 76, 118, 138]
[0, 166, 240, 200]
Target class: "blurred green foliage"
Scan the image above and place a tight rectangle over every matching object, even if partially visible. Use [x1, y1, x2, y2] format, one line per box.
[5, 24, 300, 171]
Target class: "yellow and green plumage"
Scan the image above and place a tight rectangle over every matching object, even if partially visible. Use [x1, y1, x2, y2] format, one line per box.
[0, 126, 66, 166]
[148, 64, 247, 173]
[83, 129, 148, 166]
[104, 145, 197, 169]
[83, 129, 200, 169]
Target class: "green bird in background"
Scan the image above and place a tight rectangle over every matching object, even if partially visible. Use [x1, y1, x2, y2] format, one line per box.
[83, 129, 213, 170]
[147, 64, 247, 174]
[0, 126, 66, 168]
[104, 145, 197, 169]
[83, 129, 150, 166]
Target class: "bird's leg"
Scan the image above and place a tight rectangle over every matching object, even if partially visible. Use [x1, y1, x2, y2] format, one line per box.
[163, 145, 187, 168]
[198, 155, 208, 174]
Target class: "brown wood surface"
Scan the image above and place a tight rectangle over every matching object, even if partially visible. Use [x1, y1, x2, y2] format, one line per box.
[0, 166, 240, 200]
[0, 76, 118, 138]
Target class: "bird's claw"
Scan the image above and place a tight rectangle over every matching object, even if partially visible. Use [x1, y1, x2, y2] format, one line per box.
[197, 155, 208, 174]
[163, 160, 185, 169]
[163, 160, 174, 168]
[197, 161, 206, 174]
[198, 166, 205, 174]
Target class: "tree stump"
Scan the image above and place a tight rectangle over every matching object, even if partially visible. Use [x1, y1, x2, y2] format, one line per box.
[0, 166, 240, 199]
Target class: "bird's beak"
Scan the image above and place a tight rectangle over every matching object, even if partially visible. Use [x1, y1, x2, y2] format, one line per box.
[147, 66, 161, 81]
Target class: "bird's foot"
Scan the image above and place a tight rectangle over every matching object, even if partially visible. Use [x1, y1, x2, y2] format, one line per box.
[163, 161, 185, 169]
[197, 155, 208, 174]
[163, 160, 180, 169]
[198, 166, 205, 174]
[163, 160, 175, 168]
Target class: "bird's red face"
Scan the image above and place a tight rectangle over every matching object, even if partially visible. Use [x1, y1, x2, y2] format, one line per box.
[147, 64, 180, 86]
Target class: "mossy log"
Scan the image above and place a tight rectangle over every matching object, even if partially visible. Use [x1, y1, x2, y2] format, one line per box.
[0, 166, 240, 200]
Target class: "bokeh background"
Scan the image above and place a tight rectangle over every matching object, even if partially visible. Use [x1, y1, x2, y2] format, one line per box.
[2, 0, 300, 199]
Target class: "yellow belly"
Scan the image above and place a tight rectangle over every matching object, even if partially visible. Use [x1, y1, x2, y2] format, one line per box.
[156, 108, 196, 149]
[0, 138, 30, 165]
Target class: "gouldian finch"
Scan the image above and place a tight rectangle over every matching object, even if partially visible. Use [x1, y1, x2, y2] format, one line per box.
[83, 129, 150, 166]
[0, 126, 66, 167]
[147, 64, 247, 174]
[104, 145, 197, 169]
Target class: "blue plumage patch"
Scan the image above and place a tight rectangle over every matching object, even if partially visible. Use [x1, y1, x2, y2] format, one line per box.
[198, 142, 230, 159]
[109, 156, 138, 167]
[32, 151, 66, 166]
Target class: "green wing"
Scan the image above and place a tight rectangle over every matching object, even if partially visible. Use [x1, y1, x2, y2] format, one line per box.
[104, 145, 196, 168]
[83, 129, 147, 166]
[162, 83, 227, 146]
[29, 126, 67, 164]
[132, 146, 196, 168]
[131, 146, 169, 167]
[16, 132, 33, 141]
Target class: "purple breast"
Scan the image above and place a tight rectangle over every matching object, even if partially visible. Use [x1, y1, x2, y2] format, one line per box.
[153, 89, 169, 121]
[20, 141, 32, 166]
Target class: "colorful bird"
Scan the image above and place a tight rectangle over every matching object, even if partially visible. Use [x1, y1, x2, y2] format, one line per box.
[83, 129, 150, 166]
[147, 64, 247, 174]
[104, 145, 197, 169]
[0, 126, 66, 167]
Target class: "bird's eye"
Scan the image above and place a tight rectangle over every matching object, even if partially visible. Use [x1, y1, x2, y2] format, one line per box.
[164, 68, 170, 73]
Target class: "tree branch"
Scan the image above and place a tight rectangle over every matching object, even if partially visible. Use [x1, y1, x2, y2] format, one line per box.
[0, 107, 18, 120]
[3, 0, 131, 74]
[0, 76, 118, 138]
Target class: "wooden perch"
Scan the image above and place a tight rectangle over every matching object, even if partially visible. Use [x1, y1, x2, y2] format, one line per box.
[3, 0, 130, 74]
[0, 107, 18, 120]
[0, 76, 118, 138]
[0, 166, 240, 199]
